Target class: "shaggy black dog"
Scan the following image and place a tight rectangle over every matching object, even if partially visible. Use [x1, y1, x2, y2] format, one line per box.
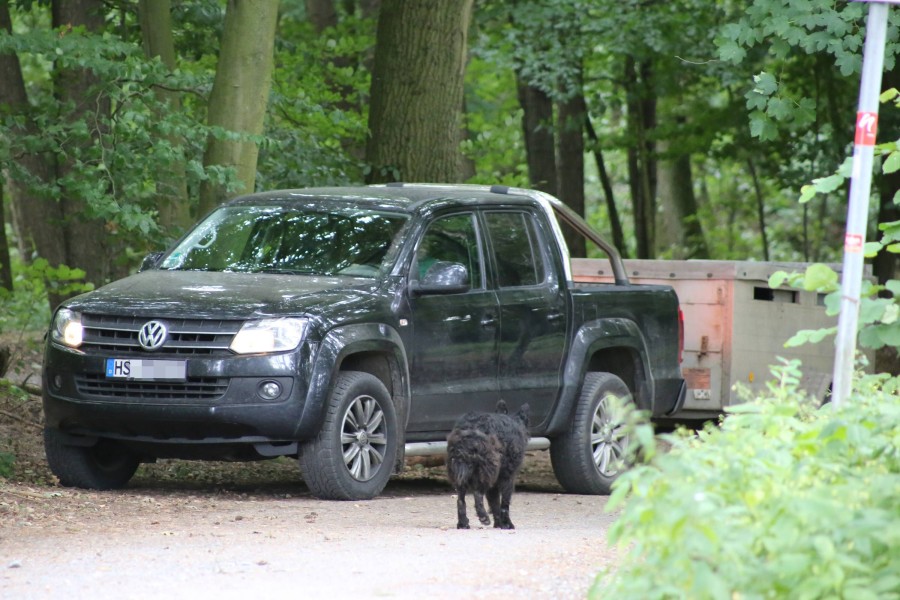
[446, 400, 530, 530]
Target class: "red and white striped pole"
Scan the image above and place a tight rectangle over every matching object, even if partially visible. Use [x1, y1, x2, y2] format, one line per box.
[832, 1, 894, 407]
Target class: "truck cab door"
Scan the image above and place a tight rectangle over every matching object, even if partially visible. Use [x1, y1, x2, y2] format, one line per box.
[406, 212, 500, 433]
[483, 210, 568, 425]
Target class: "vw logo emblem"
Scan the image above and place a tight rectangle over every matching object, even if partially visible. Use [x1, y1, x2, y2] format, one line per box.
[138, 320, 168, 351]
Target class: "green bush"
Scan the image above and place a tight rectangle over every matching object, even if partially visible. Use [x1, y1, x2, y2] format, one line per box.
[594, 360, 900, 600]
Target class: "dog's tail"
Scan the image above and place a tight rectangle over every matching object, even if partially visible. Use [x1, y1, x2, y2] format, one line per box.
[447, 456, 472, 488]
[516, 403, 530, 427]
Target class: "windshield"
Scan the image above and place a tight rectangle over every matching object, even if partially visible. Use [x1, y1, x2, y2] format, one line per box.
[159, 205, 409, 277]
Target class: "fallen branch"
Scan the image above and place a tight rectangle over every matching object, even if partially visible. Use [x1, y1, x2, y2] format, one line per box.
[22, 382, 41, 397]
[0, 409, 42, 431]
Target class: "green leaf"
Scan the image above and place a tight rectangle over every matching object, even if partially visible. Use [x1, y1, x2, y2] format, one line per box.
[785, 327, 836, 347]
[799, 185, 817, 204]
[859, 298, 892, 325]
[719, 41, 746, 63]
[803, 264, 839, 291]
[812, 174, 845, 194]
[753, 72, 778, 96]
[884, 151, 900, 174]
[880, 88, 899, 103]
[864, 241, 883, 258]
[768, 271, 788, 289]
[876, 322, 900, 345]
[881, 302, 898, 325]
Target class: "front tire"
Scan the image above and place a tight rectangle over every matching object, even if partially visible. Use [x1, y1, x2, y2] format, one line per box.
[298, 371, 398, 500]
[550, 372, 633, 495]
[44, 429, 140, 490]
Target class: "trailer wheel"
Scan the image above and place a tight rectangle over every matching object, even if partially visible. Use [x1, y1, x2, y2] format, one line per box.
[550, 372, 633, 495]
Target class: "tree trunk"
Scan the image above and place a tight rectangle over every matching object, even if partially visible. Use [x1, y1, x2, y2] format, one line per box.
[138, 0, 192, 234]
[584, 110, 627, 257]
[365, 0, 474, 183]
[516, 77, 557, 195]
[624, 57, 657, 259]
[0, 182, 13, 291]
[556, 82, 586, 258]
[746, 157, 770, 262]
[53, 0, 125, 289]
[306, 0, 338, 32]
[656, 124, 708, 259]
[2, 3, 68, 309]
[199, 0, 280, 216]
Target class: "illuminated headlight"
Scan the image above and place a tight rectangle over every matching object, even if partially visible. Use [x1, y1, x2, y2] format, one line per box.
[230, 318, 308, 354]
[51, 308, 83, 348]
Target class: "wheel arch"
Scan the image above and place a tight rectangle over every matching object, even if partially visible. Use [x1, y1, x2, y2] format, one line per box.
[294, 323, 410, 440]
[545, 318, 653, 436]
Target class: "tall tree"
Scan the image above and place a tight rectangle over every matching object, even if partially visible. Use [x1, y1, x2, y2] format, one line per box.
[624, 57, 657, 259]
[365, 0, 474, 183]
[138, 0, 192, 233]
[198, 0, 279, 215]
[1, 2, 65, 267]
[0, 182, 12, 291]
[517, 77, 557, 195]
[52, 0, 123, 287]
[557, 65, 587, 257]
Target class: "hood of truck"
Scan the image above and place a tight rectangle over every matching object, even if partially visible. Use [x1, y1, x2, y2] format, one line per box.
[62, 270, 386, 320]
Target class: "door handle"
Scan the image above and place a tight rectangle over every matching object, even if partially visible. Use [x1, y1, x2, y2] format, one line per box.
[480, 316, 497, 328]
[547, 312, 564, 322]
[445, 314, 472, 323]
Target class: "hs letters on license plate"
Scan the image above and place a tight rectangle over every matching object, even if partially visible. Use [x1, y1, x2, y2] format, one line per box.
[105, 358, 186, 381]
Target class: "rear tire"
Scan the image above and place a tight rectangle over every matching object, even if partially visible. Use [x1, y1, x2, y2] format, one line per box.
[298, 371, 398, 500]
[550, 372, 633, 495]
[44, 429, 140, 490]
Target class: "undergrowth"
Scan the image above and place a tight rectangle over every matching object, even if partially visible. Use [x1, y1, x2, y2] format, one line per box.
[595, 360, 900, 600]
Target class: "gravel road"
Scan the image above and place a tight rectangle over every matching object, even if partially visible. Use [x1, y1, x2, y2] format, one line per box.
[0, 453, 621, 599]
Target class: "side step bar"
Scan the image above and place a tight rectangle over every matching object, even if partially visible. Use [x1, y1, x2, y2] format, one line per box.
[405, 437, 551, 458]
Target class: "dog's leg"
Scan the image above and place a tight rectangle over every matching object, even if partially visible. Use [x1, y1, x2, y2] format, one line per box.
[497, 477, 516, 530]
[456, 488, 470, 529]
[486, 486, 502, 527]
[473, 492, 491, 526]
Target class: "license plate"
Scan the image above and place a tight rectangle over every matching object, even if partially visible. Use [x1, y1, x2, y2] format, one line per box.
[105, 358, 187, 381]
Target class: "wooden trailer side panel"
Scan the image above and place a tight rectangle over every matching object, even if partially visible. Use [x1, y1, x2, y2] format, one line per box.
[571, 258, 844, 415]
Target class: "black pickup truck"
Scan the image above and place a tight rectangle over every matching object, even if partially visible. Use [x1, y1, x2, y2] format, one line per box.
[42, 184, 685, 500]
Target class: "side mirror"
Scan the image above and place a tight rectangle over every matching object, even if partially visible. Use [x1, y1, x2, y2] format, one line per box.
[138, 251, 164, 273]
[410, 261, 470, 296]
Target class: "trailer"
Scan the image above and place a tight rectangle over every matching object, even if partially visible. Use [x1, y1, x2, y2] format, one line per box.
[571, 258, 862, 419]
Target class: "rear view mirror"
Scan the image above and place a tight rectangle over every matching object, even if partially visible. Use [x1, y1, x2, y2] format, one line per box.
[138, 252, 164, 272]
[410, 261, 470, 296]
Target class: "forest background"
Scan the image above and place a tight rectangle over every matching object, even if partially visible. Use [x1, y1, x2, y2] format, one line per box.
[0, 0, 898, 358]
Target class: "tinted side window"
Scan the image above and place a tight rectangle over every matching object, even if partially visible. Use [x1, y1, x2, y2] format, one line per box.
[485, 211, 544, 288]
[415, 213, 483, 289]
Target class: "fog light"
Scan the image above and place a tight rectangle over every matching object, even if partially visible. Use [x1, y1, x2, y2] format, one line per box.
[53, 375, 63, 390]
[258, 381, 282, 400]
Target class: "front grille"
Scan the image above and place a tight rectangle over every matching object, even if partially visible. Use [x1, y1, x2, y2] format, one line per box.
[75, 373, 229, 402]
[81, 314, 242, 356]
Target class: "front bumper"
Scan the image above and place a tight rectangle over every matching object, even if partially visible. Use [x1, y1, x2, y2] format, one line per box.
[42, 341, 316, 447]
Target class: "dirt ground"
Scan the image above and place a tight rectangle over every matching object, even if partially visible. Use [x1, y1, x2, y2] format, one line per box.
[0, 334, 622, 599]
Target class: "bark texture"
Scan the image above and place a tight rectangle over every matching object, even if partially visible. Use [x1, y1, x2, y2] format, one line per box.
[199, 0, 279, 215]
[138, 0, 192, 233]
[366, 0, 474, 183]
[517, 78, 557, 195]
